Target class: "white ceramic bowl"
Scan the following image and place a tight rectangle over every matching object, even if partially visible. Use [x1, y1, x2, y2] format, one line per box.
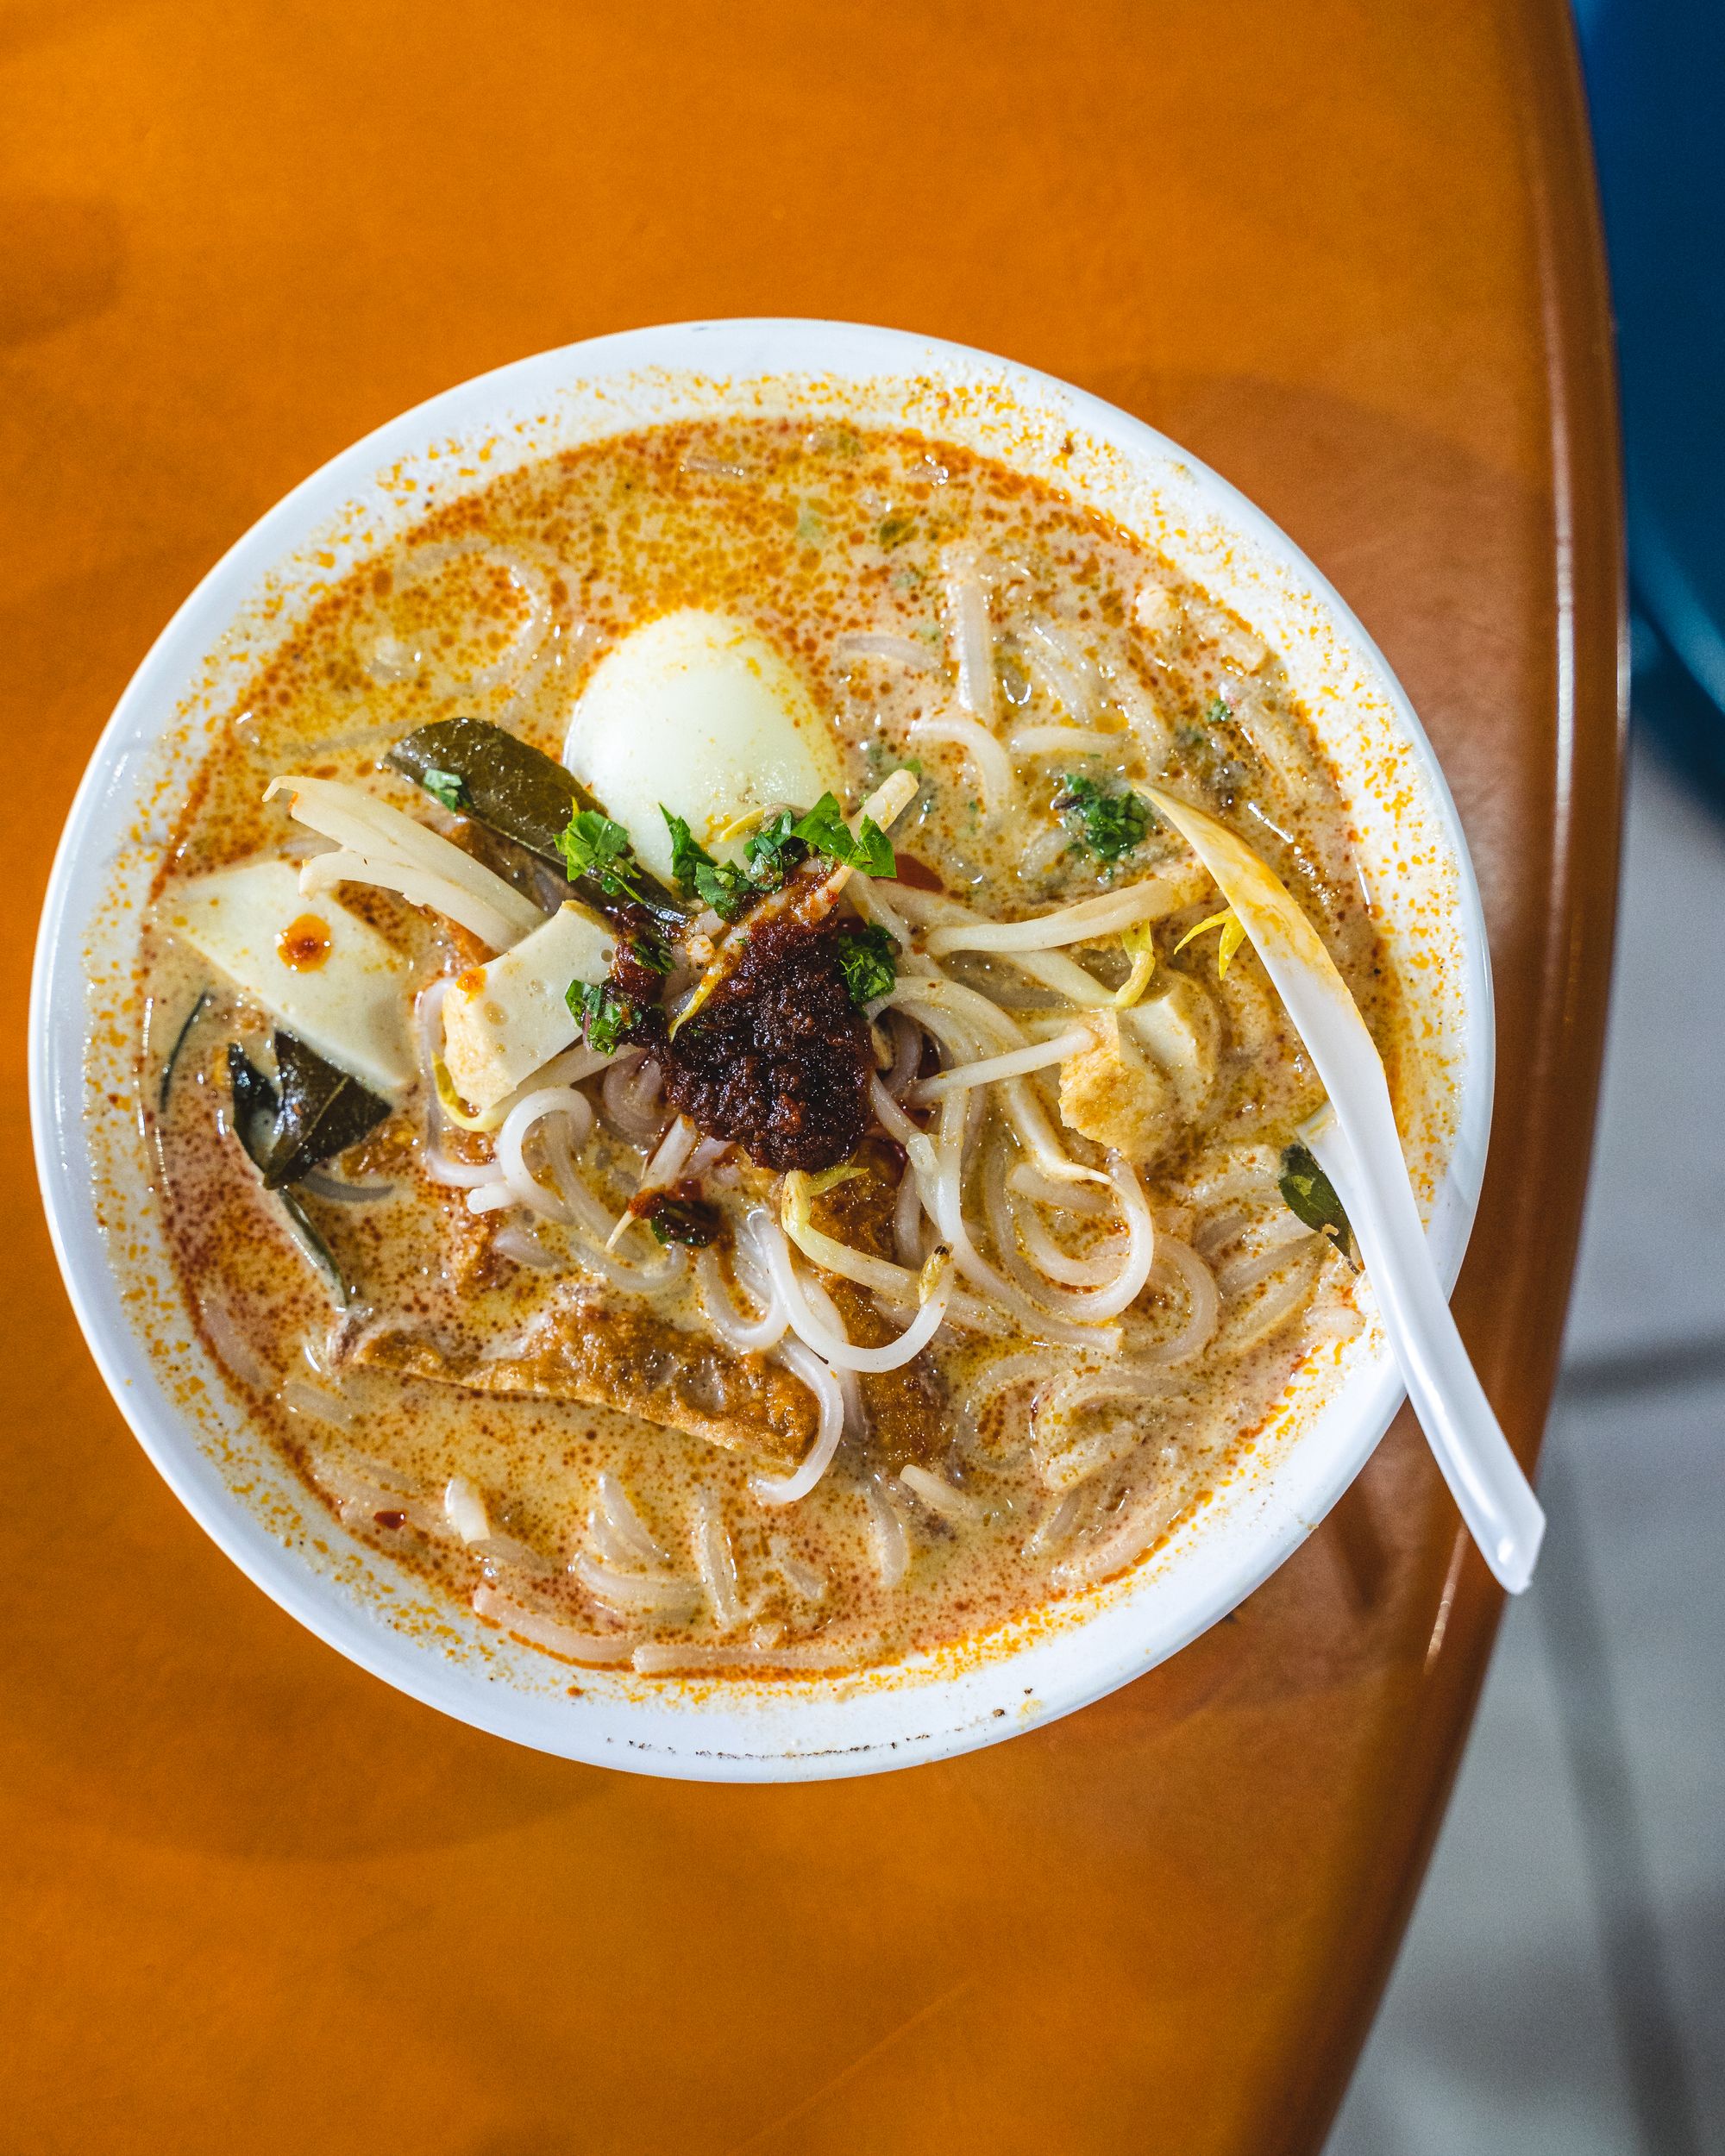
[30, 319, 1493, 1781]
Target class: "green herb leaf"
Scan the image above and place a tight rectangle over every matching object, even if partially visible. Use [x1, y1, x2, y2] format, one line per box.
[693, 859, 754, 918]
[567, 978, 639, 1056]
[657, 808, 741, 918]
[419, 767, 469, 813]
[662, 806, 711, 891]
[837, 922, 899, 1006]
[559, 807, 645, 902]
[628, 933, 674, 977]
[1278, 1143, 1357, 1266]
[1056, 773, 1152, 862]
[743, 810, 808, 891]
[877, 513, 916, 549]
[791, 793, 895, 877]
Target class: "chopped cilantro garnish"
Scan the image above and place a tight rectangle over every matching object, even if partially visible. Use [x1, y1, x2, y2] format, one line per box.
[629, 934, 674, 976]
[837, 923, 898, 1006]
[877, 513, 916, 549]
[559, 807, 645, 902]
[743, 810, 808, 891]
[693, 858, 753, 918]
[1205, 694, 1232, 728]
[791, 793, 895, 877]
[662, 808, 751, 919]
[418, 767, 469, 813]
[1056, 773, 1152, 862]
[566, 979, 639, 1055]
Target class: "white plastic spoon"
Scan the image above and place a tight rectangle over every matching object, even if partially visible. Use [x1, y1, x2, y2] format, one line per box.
[1145, 786, 1545, 1592]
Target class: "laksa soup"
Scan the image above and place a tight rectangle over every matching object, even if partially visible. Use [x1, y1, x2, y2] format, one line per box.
[140, 416, 1398, 1679]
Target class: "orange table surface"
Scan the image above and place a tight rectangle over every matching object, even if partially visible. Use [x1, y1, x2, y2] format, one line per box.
[1, 3, 1622, 2150]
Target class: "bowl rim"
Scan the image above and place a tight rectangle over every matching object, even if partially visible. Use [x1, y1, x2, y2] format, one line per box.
[29, 317, 1495, 1780]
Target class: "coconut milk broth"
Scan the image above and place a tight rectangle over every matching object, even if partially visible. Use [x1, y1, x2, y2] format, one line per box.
[139, 417, 1398, 1673]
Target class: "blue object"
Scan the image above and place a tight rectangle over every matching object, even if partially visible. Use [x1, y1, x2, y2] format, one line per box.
[1574, 0, 1725, 809]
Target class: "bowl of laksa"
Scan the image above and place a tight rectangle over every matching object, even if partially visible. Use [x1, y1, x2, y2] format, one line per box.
[31, 320, 1491, 1779]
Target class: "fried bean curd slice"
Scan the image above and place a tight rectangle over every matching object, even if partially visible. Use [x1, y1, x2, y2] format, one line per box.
[350, 1295, 817, 1470]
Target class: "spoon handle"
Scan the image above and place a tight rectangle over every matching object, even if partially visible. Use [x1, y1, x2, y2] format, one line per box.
[1308, 1116, 1546, 1593]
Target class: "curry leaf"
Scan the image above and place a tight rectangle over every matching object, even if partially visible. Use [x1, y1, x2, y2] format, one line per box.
[1278, 1142, 1357, 1265]
[260, 1031, 391, 1189]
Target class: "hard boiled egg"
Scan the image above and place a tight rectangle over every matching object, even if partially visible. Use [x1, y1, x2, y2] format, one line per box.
[564, 610, 845, 883]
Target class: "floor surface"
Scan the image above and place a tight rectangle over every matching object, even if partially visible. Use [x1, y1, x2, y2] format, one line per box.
[1328, 740, 1724, 2154]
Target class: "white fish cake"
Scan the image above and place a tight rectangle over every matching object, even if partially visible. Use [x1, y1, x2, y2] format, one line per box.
[441, 900, 615, 1112]
[161, 858, 412, 1096]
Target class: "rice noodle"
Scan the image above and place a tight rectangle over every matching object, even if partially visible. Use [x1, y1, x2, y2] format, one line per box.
[1220, 1240, 1324, 1351]
[472, 1532, 558, 1579]
[899, 1464, 988, 1522]
[911, 1027, 1092, 1101]
[768, 1536, 828, 1603]
[571, 1549, 702, 1620]
[1007, 1161, 1114, 1216]
[774, 1197, 956, 1372]
[485, 1086, 596, 1221]
[868, 1076, 1116, 1350]
[982, 1146, 1156, 1323]
[198, 1291, 272, 1393]
[908, 715, 1014, 812]
[392, 539, 553, 693]
[691, 1489, 750, 1631]
[1181, 1145, 1283, 1209]
[494, 1223, 559, 1270]
[602, 1052, 667, 1141]
[298, 1168, 395, 1203]
[862, 1475, 911, 1587]
[833, 630, 937, 672]
[884, 1010, 925, 1098]
[1024, 1486, 1086, 1558]
[1051, 1475, 1188, 1589]
[1007, 1182, 1122, 1286]
[1022, 621, 1100, 721]
[279, 1375, 357, 1429]
[1007, 725, 1130, 760]
[944, 550, 994, 721]
[472, 1583, 636, 1664]
[268, 774, 543, 950]
[694, 1244, 788, 1353]
[1136, 1237, 1220, 1363]
[750, 1338, 845, 1506]
[1032, 1364, 1181, 1491]
[591, 1472, 671, 1569]
[1218, 1225, 1318, 1298]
